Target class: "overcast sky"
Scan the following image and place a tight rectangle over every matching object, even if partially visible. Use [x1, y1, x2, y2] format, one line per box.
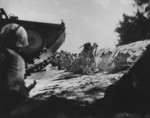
[0, 0, 135, 53]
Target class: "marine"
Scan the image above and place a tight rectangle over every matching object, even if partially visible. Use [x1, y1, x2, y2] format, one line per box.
[0, 23, 36, 116]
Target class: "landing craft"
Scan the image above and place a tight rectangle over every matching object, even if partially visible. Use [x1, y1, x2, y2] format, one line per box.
[0, 8, 66, 64]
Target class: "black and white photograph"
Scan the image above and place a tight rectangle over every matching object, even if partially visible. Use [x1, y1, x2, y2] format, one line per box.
[0, 0, 150, 118]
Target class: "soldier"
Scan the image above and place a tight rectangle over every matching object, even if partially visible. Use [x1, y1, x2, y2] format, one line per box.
[79, 42, 91, 57]
[90, 43, 98, 62]
[0, 23, 36, 115]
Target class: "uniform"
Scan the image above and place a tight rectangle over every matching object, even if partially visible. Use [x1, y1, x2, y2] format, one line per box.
[0, 23, 36, 116]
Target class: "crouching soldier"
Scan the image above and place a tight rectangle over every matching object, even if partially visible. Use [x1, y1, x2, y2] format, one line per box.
[0, 23, 36, 116]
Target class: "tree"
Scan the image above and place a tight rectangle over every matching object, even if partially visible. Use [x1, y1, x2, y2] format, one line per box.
[134, 0, 149, 5]
[115, 0, 150, 46]
[133, 0, 149, 16]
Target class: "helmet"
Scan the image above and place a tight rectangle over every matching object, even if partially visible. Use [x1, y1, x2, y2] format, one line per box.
[93, 43, 98, 48]
[0, 23, 28, 48]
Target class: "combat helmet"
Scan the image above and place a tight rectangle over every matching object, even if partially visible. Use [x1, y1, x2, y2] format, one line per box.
[0, 23, 28, 48]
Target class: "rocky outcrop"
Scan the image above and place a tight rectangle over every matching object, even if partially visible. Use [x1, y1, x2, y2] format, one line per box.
[94, 43, 150, 114]
[95, 40, 150, 73]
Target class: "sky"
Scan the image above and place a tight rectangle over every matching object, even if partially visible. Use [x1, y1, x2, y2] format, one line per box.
[0, 0, 135, 53]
